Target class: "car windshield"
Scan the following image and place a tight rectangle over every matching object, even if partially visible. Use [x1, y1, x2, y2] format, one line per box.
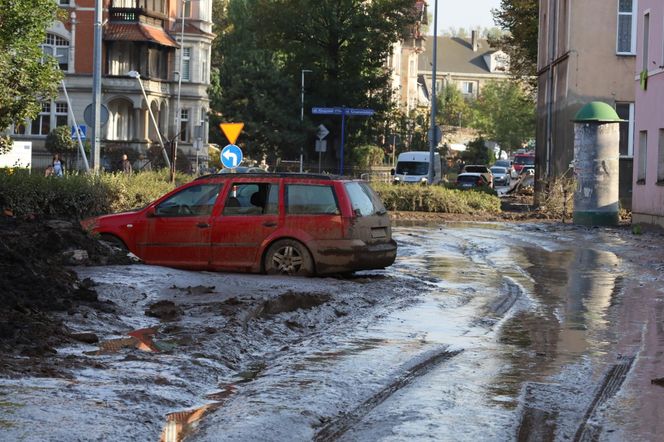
[396, 161, 429, 175]
[514, 156, 535, 165]
[491, 167, 506, 174]
[494, 160, 510, 168]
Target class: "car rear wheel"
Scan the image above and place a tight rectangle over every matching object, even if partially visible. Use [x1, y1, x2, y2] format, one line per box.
[264, 239, 314, 276]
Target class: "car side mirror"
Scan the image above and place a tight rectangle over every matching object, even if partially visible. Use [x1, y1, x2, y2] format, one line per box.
[390, 168, 395, 175]
[146, 206, 156, 218]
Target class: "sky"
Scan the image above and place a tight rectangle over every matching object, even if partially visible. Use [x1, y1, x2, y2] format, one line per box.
[429, 0, 502, 35]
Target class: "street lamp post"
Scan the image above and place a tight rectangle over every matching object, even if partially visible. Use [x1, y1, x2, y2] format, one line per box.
[174, 0, 189, 182]
[300, 69, 312, 173]
[128, 71, 171, 168]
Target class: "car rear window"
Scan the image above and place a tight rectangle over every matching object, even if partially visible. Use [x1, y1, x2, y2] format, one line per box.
[514, 155, 534, 165]
[223, 183, 279, 216]
[464, 166, 488, 173]
[286, 184, 339, 215]
[458, 175, 481, 183]
[344, 182, 385, 216]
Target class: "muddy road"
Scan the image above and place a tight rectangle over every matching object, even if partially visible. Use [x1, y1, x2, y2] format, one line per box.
[1, 222, 663, 441]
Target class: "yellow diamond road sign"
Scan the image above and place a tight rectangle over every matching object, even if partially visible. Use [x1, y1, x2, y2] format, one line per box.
[219, 123, 244, 145]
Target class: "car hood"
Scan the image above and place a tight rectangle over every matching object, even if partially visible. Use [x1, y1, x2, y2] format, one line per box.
[81, 209, 143, 232]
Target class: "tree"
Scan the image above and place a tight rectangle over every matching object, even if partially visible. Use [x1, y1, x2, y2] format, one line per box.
[437, 84, 471, 127]
[209, 0, 420, 166]
[461, 137, 493, 165]
[491, 0, 538, 87]
[0, 0, 62, 137]
[44, 126, 76, 170]
[469, 81, 535, 154]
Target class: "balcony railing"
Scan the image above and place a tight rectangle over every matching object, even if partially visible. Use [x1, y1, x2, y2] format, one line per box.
[109, 7, 143, 22]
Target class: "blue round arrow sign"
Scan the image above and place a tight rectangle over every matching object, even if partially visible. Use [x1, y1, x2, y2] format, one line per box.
[220, 144, 243, 169]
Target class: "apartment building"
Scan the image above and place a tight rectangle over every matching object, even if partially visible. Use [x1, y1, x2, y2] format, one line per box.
[632, 0, 664, 228]
[537, 0, 635, 207]
[417, 31, 510, 106]
[7, 0, 214, 170]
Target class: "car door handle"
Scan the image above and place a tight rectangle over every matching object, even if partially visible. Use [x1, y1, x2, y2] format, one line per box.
[197, 222, 210, 228]
[262, 221, 277, 227]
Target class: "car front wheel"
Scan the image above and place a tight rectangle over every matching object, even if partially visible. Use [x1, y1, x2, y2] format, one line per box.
[264, 239, 314, 276]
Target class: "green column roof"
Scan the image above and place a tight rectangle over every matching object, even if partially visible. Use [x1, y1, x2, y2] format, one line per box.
[573, 101, 624, 122]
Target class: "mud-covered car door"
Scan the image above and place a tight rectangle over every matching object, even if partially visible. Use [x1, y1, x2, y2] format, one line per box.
[137, 183, 222, 268]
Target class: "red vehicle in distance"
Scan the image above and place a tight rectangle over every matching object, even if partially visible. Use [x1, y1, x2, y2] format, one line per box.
[513, 153, 535, 173]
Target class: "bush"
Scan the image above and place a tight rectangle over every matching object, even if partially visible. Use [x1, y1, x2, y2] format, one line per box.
[372, 183, 501, 214]
[0, 170, 185, 220]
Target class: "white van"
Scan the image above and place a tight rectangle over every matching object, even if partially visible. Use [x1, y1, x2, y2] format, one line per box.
[392, 151, 442, 185]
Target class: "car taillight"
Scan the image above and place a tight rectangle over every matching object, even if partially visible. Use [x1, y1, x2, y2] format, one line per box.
[477, 178, 483, 185]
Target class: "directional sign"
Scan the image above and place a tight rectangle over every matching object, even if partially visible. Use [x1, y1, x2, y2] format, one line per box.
[220, 144, 243, 169]
[317, 124, 329, 140]
[347, 108, 375, 116]
[219, 123, 244, 145]
[71, 124, 87, 140]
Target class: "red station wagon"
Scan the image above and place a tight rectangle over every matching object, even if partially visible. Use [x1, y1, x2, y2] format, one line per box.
[82, 173, 397, 276]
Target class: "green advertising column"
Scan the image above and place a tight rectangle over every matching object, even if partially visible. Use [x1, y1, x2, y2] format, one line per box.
[572, 102, 622, 226]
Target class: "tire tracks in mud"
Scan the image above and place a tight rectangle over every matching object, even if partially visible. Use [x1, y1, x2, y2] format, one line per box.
[313, 347, 463, 442]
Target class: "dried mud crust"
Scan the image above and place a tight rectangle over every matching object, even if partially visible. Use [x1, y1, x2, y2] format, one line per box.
[0, 216, 132, 376]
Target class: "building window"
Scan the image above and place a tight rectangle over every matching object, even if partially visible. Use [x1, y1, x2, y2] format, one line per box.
[55, 102, 68, 127]
[658, 129, 664, 183]
[42, 33, 69, 70]
[58, 0, 70, 5]
[461, 81, 474, 95]
[617, 0, 637, 54]
[642, 12, 650, 71]
[616, 102, 634, 156]
[638, 130, 647, 183]
[183, 0, 191, 18]
[30, 103, 51, 136]
[180, 109, 189, 142]
[181, 47, 191, 81]
[201, 48, 208, 84]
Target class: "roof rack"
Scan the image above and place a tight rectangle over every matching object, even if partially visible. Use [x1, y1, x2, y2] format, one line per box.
[194, 172, 341, 181]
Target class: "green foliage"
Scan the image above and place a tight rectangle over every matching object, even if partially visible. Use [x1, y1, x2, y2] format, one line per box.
[210, 0, 420, 161]
[491, 0, 539, 88]
[437, 84, 471, 127]
[45, 126, 77, 168]
[0, 0, 62, 130]
[352, 145, 385, 169]
[469, 81, 535, 154]
[0, 135, 11, 155]
[461, 137, 494, 165]
[372, 183, 501, 214]
[0, 170, 183, 220]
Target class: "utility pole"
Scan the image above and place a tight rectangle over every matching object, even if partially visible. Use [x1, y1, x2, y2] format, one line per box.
[428, 0, 439, 184]
[300, 69, 312, 172]
[174, 0, 189, 182]
[91, 0, 103, 172]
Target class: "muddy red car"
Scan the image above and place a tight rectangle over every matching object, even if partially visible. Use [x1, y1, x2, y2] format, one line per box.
[82, 173, 397, 275]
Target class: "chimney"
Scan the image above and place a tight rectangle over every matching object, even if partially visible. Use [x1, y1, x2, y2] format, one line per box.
[471, 30, 478, 52]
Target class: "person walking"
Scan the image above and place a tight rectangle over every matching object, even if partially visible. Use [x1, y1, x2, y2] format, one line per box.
[52, 154, 64, 177]
[121, 154, 133, 174]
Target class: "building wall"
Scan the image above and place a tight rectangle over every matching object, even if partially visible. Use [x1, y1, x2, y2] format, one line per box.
[537, 0, 636, 208]
[633, 0, 664, 227]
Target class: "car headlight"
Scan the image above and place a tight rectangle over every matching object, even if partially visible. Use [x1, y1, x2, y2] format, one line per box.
[420, 177, 428, 185]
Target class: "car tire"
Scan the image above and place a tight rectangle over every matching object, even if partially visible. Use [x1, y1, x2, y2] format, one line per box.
[99, 233, 128, 251]
[264, 239, 314, 276]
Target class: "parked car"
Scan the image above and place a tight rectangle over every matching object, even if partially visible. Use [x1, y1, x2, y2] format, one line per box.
[493, 159, 516, 178]
[490, 166, 511, 187]
[513, 153, 535, 173]
[82, 173, 397, 276]
[461, 165, 493, 188]
[456, 172, 490, 190]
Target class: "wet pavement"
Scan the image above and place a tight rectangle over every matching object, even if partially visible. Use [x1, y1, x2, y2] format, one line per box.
[1, 222, 663, 441]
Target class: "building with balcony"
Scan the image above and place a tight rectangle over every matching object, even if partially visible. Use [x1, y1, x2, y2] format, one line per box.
[6, 0, 214, 171]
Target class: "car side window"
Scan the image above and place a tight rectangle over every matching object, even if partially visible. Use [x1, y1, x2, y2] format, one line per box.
[286, 184, 339, 215]
[155, 183, 221, 217]
[223, 183, 278, 216]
